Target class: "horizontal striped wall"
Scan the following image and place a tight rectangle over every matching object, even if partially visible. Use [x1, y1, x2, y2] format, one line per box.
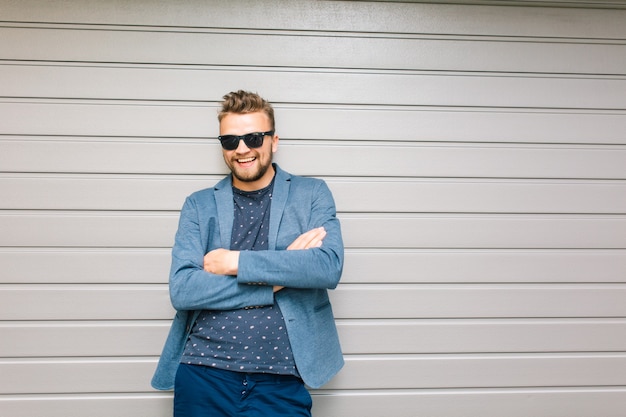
[1, 1, 625, 416]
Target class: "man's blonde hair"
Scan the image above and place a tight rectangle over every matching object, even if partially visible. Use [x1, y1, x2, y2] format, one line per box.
[218, 90, 275, 130]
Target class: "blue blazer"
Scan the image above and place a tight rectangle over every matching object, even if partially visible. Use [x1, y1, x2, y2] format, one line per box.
[151, 165, 344, 390]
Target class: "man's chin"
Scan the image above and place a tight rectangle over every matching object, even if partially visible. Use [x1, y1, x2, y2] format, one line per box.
[232, 166, 267, 184]
[228, 157, 273, 187]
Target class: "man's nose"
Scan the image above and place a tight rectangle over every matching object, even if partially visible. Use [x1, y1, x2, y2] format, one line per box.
[235, 137, 250, 152]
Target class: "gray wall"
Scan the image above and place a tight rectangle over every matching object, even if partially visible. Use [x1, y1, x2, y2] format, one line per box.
[1, 0, 625, 416]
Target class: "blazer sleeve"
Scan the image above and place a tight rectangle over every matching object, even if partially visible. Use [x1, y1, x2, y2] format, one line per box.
[168, 195, 274, 311]
[237, 180, 344, 289]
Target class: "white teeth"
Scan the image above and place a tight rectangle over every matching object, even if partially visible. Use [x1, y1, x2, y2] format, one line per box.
[237, 157, 255, 163]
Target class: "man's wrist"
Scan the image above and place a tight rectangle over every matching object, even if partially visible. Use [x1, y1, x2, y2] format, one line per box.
[226, 250, 240, 275]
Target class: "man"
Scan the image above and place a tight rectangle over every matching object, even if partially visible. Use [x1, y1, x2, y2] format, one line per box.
[151, 90, 344, 417]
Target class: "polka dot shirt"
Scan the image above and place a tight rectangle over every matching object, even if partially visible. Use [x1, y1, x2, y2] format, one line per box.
[181, 179, 298, 376]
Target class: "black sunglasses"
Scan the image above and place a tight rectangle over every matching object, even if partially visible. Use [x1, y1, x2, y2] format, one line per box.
[217, 131, 274, 151]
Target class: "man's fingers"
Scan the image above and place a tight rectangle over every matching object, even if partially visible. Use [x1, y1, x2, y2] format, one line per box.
[301, 227, 325, 249]
[287, 227, 326, 250]
[307, 229, 326, 248]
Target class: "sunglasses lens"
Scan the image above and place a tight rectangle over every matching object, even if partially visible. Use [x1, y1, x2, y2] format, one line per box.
[243, 134, 264, 148]
[219, 136, 240, 150]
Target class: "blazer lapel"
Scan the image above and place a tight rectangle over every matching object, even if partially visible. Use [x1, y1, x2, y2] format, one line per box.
[214, 176, 234, 249]
[269, 165, 290, 250]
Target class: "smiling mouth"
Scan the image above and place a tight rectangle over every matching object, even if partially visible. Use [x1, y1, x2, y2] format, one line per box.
[237, 157, 256, 163]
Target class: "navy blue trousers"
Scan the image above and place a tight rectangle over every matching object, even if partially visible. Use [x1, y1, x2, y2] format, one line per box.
[174, 364, 313, 417]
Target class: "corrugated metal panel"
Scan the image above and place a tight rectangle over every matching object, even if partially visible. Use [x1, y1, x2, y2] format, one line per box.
[2, 64, 626, 108]
[2, 138, 626, 177]
[1, 212, 625, 248]
[3, 354, 626, 393]
[2, 390, 626, 417]
[4, 319, 626, 357]
[1, 0, 625, 416]
[2, 283, 626, 320]
[1, 0, 625, 37]
[2, 26, 626, 74]
[2, 101, 625, 144]
[2, 248, 625, 284]
[3, 175, 626, 213]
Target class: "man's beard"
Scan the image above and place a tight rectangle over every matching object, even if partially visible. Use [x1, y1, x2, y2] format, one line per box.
[228, 151, 273, 184]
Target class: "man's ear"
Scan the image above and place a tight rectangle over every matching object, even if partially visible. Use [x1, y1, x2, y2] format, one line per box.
[271, 134, 279, 152]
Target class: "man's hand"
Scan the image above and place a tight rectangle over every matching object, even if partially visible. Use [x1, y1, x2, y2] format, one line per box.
[205, 228, 326, 292]
[287, 227, 326, 250]
[274, 227, 327, 293]
[204, 248, 239, 276]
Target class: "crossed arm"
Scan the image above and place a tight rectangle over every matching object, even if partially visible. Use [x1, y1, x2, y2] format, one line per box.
[170, 224, 337, 311]
[169, 180, 343, 311]
[203, 227, 327, 292]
